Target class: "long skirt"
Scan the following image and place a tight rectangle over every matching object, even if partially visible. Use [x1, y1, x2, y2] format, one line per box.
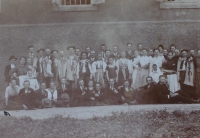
[94, 69, 105, 87]
[166, 74, 180, 93]
[135, 68, 149, 89]
[131, 69, 138, 89]
[195, 72, 200, 96]
[118, 67, 129, 86]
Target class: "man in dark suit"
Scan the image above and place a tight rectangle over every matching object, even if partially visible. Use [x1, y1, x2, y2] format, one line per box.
[57, 77, 74, 106]
[105, 78, 122, 105]
[27, 45, 35, 65]
[18, 80, 36, 110]
[135, 76, 156, 104]
[125, 43, 134, 60]
[35, 82, 48, 108]
[94, 83, 107, 104]
[118, 80, 136, 105]
[111, 45, 120, 61]
[72, 80, 88, 107]
[88, 50, 96, 64]
[153, 75, 198, 104]
[4, 55, 17, 85]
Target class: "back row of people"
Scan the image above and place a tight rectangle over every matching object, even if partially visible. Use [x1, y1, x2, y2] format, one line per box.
[3, 43, 200, 109]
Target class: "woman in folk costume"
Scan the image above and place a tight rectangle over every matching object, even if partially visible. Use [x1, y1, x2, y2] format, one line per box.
[177, 49, 197, 99]
[149, 64, 163, 83]
[162, 52, 180, 93]
[106, 56, 118, 83]
[149, 49, 165, 72]
[66, 46, 77, 88]
[115, 52, 132, 86]
[131, 50, 141, 89]
[92, 53, 107, 88]
[76, 52, 92, 86]
[135, 49, 151, 88]
[24, 70, 39, 91]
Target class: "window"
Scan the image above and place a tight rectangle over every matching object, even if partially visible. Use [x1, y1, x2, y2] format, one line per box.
[52, 0, 105, 11]
[159, 0, 200, 9]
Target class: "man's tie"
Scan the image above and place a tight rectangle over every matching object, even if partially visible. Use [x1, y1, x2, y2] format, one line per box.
[51, 92, 54, 100]
[62, 85, 65, 91]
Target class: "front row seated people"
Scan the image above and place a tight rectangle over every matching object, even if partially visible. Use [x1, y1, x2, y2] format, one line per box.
[4, 75, 199, 110]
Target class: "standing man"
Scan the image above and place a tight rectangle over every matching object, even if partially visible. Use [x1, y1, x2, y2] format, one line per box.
[66, 46, 77, 88]
[125, 43, 134, 60]
[88, 50, 96, 64]
[76, 52, 92, 86]
[111, 45, 120, 62]
[27, 45, 35, 65]
[42, 48, 53, 88]
[51, 50, 60, 86]
[33, 48, 45, 84]
[75, 48, 81, 61]
[177, 49, 196, 99]
[4, 55, 17, 85]
[85, 47, 91, 58]
[100, 44, 106, 59]
[58, 50, 67, 80]
[137, 43, 143, 56]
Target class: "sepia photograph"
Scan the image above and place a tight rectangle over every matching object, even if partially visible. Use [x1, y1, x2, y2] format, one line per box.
[1, 0, 200, 137]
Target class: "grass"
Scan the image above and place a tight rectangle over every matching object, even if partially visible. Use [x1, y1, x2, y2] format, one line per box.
[1, 110, 200, 138]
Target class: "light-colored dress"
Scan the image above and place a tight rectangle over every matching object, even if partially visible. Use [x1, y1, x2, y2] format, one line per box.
[92, 60, 107, 87]
[149, 64, 163, 83]
[131, 56, 140, 89]
[135, 56, 151, 88]
[116, 58, 132, 86]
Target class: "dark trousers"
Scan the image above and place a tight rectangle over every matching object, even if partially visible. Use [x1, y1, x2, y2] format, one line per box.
[168, 94, 195, 104]
[79, 73, 90, 87]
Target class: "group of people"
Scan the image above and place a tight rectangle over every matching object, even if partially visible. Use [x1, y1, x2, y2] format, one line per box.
[3, 43, 200, 110]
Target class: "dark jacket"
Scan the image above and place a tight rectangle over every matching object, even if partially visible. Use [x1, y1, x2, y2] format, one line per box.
[153, 82, 170, 104]
[19, 87, 36, 108]
[35, 89, 48, 101]
[4, 65, 12, 82]
[125, 50, 134, 60]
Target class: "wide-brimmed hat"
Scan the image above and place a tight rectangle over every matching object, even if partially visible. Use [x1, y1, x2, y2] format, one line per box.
[181, 49, 188, 53]
[37, 48, 44, 53]
[61, 93, 70, 102]
[67, 46, 75, 50]
[41, 98, 52, 108]
[9, 55, 17, 61]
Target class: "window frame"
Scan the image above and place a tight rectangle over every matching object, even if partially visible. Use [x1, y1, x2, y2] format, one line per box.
[52, 0, 105, 12]
[159, 0, 200, 9]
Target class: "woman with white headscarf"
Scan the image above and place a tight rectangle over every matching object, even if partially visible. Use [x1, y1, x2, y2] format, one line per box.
[149, 64, 163, 83]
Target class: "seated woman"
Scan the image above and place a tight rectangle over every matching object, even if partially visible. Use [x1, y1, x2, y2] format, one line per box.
[24, 70, 39, 91]
[118, 80, 136, 105]
[162, 52, 180, 93]
[149, 64, 163, 83]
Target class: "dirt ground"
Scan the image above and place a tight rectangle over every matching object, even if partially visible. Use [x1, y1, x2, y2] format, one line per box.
[2, 104, 200, 120]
